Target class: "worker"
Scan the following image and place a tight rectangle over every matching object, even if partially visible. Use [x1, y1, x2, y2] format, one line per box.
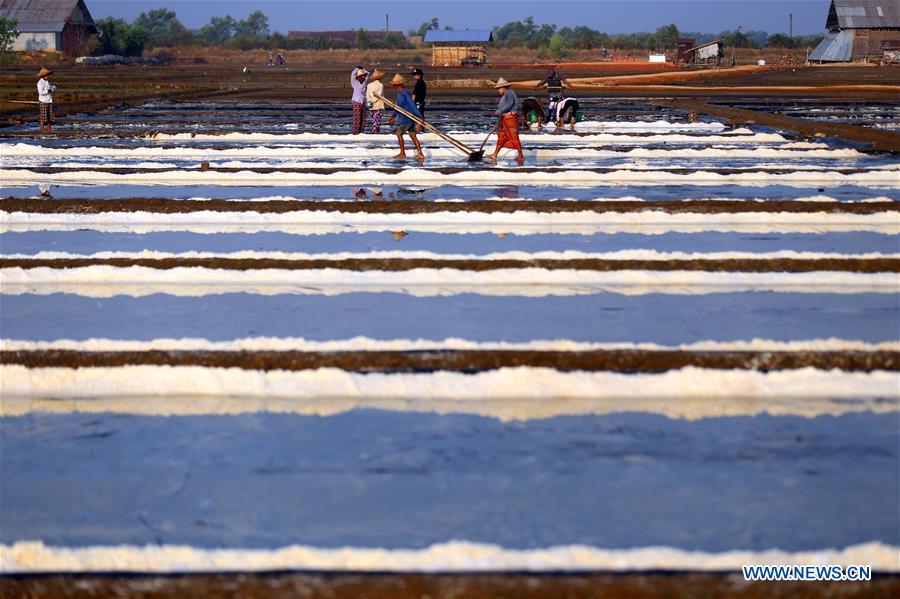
[488, 77, 524, 164]
[520, 97, 544, 129]
[555, 97, 580, 130]
[366, 69, 386, 134]
[350, 66, 369, 135]
[536, 67, 570, 121]
[36, 67, 57, 135]
[410, 68, 427, 133]
[387, 74, 425, 163]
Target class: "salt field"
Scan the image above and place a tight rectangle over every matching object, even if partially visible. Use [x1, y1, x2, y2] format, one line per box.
[1, 95, 899, 578]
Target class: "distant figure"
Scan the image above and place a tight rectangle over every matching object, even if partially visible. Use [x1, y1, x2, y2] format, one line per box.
[410, 68, 427, 133]
[350, 67, 369, 135]
[489, 77, 524, 164]
[536, 67, 570, 106]
[520, 96, 544, 129]
[276, 53, 286, 66]
[387, 74, 424, 162]
[555, 97, 579, 130]
[36, 67, 57, 135]
[366, 69, 386, 134]
[267, 52, 274, 66]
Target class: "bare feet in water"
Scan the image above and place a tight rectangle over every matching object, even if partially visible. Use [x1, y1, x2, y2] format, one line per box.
[415, 153, 425, 163]
[393, 153, 406, 160]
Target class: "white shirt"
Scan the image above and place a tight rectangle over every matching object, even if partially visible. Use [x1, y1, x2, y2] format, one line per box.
[366, 80, 384, 110]
[37, 79, 55, 103]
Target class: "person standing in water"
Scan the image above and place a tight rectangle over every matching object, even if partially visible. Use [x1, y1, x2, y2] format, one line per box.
[410, 68, 427, 134]
[489, 78, 524, 164]
[36, 67, 57, 135]
[536, 67, 570, 123]
[350, 67, 369, 135]
[387, 74, 425, 163]
[366, 70, 386, 134]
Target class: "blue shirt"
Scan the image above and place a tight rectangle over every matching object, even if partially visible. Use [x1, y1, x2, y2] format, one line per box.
[393, 89, 422, 126]
[496, 88, 519, 115]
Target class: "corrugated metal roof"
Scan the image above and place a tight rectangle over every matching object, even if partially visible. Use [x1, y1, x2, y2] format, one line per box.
[827, 0, 900, 29]
[809, 29, 856, 61]
[0, 0, 92, 33]
[424, 30, 493, 43]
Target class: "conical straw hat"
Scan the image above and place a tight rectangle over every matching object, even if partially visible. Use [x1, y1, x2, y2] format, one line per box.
[493, 77, 511, 88]
[390, 73, 407, 85]
[37, 67, 53, 78]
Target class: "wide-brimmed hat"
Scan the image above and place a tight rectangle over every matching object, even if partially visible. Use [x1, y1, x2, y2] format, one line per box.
[493, 77, 511, 89]
[370, 69, 386, 81]
[354, 68, 367, 78]
[390, 74, 407, 85]
[37, 67, 53, 78]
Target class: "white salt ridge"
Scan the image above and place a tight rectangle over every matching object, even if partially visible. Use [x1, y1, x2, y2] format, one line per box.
[4, 167, 896, 186]
[2, 266, 897, 298]
[2, 366, 897, 421]
[3, 337, 895, 354]
[3, 540, 897, 574]
[4, 210, 897, 236]
[11, 249, 898, 261]
[574, 119, 726, 131]
[1, 143, 864, 160]
[145, 128, 774, 145]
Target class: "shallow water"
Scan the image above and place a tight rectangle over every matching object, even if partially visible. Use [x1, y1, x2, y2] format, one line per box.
[1, 98, 898, 574]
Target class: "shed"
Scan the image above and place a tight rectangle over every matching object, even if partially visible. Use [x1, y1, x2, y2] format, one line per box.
[423, 30, 493, 66]
[811, 0, 900, 62]
[1, 0, 97, 54]
[683, 39, 725, 66]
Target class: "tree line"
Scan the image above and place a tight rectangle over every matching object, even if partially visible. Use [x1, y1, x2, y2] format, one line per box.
[0, 10, 824, 57]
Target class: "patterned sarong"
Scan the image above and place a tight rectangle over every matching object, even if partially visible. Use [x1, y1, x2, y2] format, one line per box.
[369, 109, 383, 134]
[495, 112, 522, 151]
[352, 101, 366, 134]
[39, 102, 53, 126]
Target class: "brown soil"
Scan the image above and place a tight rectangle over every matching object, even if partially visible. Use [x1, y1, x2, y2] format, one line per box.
[4, 257, 897, 273]
[3, 349, 896, 373]
[667, 99, 900, 152]
[3, 198, 895, 215]
[2, 572, 898, 599]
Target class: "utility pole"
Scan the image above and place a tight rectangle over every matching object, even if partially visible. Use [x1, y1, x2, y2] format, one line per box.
[789, 13, 793, 39]
[386, 14, 389, 32]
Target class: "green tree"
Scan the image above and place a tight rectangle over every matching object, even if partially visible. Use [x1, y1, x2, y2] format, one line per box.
[199, 15, 237, 45]
[355, 28, 372, 49]
[236, 10, 269, 39]
[653, 23, 679, 49]
[95, 17, 146, 55]
[133, 8, 190, 48]
[0, 16, 19, 53]
[766, 33, 793, 48]
[548, 33, 567, 58]
[415, 17, 439, 37]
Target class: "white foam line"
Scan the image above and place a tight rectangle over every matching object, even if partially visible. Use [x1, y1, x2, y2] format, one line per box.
[9, 249, 898, 262]
[4, 167, 896, 187]
[0, 143, 866, 160]
[2, 366, 897, 421]
[3, 337, 896, 354]
[2, 540, 897, 574]
[145, 129, 776, 145]
[2, 267, 896, 298]
[3, 210, 897, 236]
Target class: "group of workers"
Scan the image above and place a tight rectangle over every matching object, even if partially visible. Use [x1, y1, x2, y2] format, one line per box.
[349, 66, 579, 163]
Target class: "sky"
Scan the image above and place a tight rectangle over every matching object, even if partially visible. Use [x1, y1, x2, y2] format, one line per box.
[87, 0, 830, 35]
